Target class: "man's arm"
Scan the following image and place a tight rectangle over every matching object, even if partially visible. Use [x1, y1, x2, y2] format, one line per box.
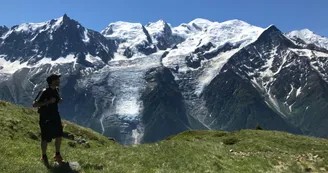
[32, 89, 56, 107]
[55, 87, 63, 104]
[32, 99, 55, 108]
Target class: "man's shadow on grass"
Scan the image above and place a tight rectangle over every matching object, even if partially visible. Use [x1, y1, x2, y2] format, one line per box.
[45, 162, 80, 173]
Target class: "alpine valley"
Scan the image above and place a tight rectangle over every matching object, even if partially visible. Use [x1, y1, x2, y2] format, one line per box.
[1, 14, 328, 144]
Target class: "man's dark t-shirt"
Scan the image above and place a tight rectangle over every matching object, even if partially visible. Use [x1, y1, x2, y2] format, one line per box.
[35, 87, 61, 115]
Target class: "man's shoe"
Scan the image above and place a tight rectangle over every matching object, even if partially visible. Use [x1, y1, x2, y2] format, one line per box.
[53, 154, 65, 163]
[40, 155, 50, 168]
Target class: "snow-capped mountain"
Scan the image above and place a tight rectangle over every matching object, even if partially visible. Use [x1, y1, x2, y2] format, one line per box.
[0, 14, 116, 69]
[1, 15, 328, 144]
[286, 29, 328, 51]
[101, 21, 156, 58]
[145, 20, 183, 50]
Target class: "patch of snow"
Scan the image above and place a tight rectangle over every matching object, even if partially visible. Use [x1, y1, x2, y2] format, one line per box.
[315, 51, 328, 57]
[111, 96, 116, 106]
[131, 129, 142, 144]
[92, 99, 99, 118]
[290, 48, 328, 58]
[289, 102, 296, 112]
[0, 56, 29, 73]
[82, 29, 90, 43]
[99, 114, 105, 135]
[274, 50, 289, 75]
[286, 84, 294, 100]
[243, 64, 253, 70]
[115, 99, 142, 118]
[1, 30, 13, 39]
[36, 54, 76, 65]
[99, 42, 109, 53]
[52, 16, 63, 30]
[296, 87, 302, 97]
[251, 74, 286, 117]
[195, 49, 240, 95]
[27, 77, 38, 94]
[260, 57, 275, 78]
[85, 54, 103, 64]
[0, 54, 76, 74]
[30, 34, 39, 42]
[113, 53, 128, 61]
[15, 22, 47, 33]
[267, 88, 285, 116]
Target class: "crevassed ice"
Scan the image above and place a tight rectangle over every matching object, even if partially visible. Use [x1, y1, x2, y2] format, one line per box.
[101, 54, 162, 120]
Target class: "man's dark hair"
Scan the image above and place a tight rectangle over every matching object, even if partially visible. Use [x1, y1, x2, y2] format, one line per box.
[46, 74, 61, 85]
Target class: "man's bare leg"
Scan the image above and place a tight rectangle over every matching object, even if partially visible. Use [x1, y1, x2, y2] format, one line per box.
[55, 137, 61, 153]
[41, 140, 50, 167]
[54, 137, 64, 162]
[41, 140, 48, 155]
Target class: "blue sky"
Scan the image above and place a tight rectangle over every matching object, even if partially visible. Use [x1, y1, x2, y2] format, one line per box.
[0, 0, 327, 36]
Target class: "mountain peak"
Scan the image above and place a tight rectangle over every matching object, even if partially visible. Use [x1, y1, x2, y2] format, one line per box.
[288, 29, 316, 38]
[248, 24, 297, 50]
[0, 15, 77, 39]
[145, 19, 173, 39]
[221, 19, 250, 26]
[187, 18, 213, 31]
[299, 28, 314, 34]
[101, 21, 144, 38]
[58, 13, 72, 24]
[146, 20, 169, 31]
[0, 25, 9, 36]
[153, 19, 166, 25]
[265, 24, 280, 32]
[63, 13, 69, 19]
[188, 18, 213, 26]
[286, 28, 328, 50]
[0, 25, 8, 29]
[55, 14, 79, 27]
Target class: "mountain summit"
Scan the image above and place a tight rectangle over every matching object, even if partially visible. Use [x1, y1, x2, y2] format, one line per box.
[287, 29, 328, 50]
[0, 14, 116, 66]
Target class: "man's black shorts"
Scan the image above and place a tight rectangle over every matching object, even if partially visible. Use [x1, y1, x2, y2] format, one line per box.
[39, 113, 63, 142]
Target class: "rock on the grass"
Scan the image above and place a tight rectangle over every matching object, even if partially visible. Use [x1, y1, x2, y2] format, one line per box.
[69, 162, 82, 171]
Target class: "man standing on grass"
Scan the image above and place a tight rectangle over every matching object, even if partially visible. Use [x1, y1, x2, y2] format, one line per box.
[32, 74, 65, 166]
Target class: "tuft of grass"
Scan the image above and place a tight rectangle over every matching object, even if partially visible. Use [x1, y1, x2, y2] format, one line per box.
[222, 137, 239, 145]
[255, 124, 264, 130]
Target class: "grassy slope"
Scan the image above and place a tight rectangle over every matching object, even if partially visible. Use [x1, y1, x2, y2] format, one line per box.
[0, 101, 328, 173]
